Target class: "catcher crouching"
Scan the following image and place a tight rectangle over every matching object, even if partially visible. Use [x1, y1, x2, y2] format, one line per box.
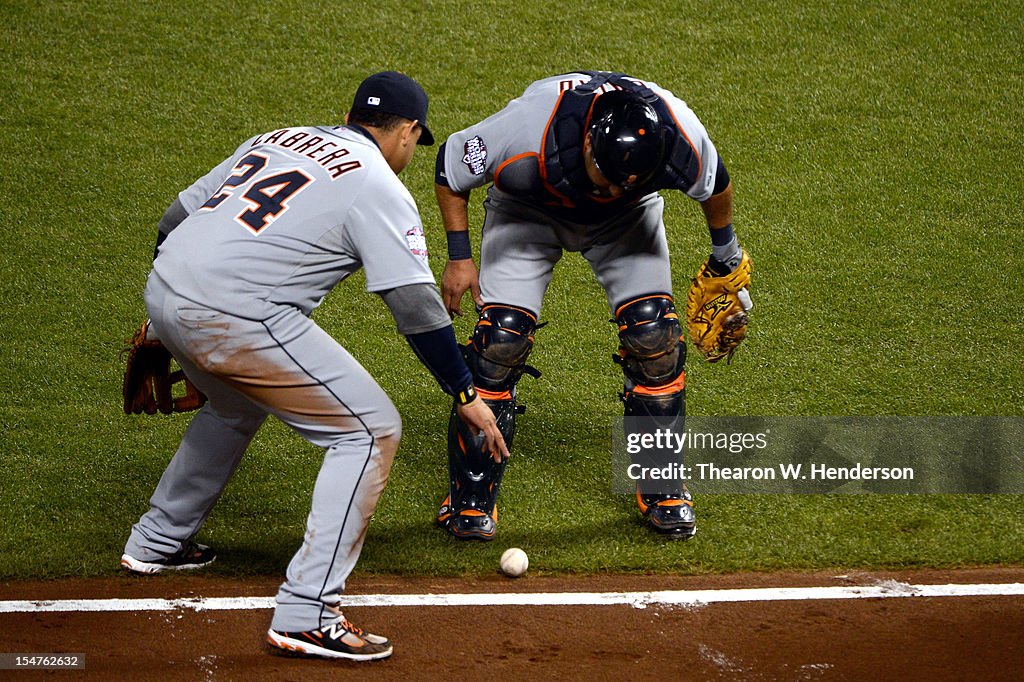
[432, 71, 754, 541]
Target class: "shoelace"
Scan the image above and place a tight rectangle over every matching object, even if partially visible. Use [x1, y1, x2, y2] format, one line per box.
[338, 619, 364, 637]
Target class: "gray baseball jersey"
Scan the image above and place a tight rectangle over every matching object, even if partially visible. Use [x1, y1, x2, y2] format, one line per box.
[156, 125, 435, 319]
[440, 73, 720, 205]
[438, 72, 722, 314]
[126, 125, 437, 632]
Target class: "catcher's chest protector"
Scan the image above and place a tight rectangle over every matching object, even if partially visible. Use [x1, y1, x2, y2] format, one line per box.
[505, 72, 701, 220]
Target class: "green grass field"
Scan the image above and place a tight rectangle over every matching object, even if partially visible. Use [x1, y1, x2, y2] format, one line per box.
[1, 0, 1021, 580]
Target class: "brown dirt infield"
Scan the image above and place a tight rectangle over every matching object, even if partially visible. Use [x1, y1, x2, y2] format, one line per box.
[2, 567, 1022, 680]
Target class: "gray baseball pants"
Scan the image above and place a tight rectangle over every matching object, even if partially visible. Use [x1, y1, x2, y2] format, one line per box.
[479, 191, 674, 314]
[124, 272, 399, 631]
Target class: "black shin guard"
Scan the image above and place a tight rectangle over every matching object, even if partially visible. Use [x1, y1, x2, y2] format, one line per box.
[616, 294, 688, 498]
[623, 391, 687, 496]
[440, 396, 518, 524]
[625, 390, 695, 538]
[439, 304, 537, 539]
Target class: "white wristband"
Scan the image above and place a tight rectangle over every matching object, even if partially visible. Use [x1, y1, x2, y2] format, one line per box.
[712, 236, 742, 272]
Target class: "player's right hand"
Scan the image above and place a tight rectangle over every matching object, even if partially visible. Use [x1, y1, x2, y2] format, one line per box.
[442, 259, 482, 317]
[455, 399, 510, 462]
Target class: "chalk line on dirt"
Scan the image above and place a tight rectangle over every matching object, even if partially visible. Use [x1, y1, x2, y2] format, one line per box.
[2, 582, 1022, 614]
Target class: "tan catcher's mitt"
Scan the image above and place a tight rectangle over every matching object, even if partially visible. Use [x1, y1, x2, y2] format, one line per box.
[685, 250, 753, 363]
[122, 320, 207, 414]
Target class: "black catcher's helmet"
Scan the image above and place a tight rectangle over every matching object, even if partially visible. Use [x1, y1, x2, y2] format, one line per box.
[587, 90, 666, 190]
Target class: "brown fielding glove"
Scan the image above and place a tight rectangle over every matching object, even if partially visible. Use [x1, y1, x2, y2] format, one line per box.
[685, 250, 753, 363]
[122, 320, 207, 414]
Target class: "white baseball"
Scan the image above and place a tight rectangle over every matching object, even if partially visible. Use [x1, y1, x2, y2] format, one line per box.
[500, 547, 529, 578]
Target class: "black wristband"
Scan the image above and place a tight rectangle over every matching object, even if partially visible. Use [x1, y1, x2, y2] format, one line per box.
[709, 222, 735, 246]
[454, 384, 478, 405]
[446, 230, 472, 260]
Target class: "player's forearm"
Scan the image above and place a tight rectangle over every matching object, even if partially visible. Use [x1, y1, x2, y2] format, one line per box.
[436, 183, 472, 232]
[701, 182, 743, 273]
[405, 325, 476, 404]
[434, 141, 472, 232]
[700, 181, 733, 230]
[381, 283, 477, 402]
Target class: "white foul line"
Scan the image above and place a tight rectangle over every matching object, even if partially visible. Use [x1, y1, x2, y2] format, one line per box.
[1, 582, 1022, 614]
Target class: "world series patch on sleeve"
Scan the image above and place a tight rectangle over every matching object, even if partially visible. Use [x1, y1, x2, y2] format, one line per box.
[685, 250, 753, 363]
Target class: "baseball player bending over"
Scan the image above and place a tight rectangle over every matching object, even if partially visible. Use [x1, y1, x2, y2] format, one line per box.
[435, 71, 752, 541]
[120, 72, 508, 662]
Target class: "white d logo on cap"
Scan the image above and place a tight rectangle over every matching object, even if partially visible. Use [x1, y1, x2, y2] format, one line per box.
[367, 96, 381, 105]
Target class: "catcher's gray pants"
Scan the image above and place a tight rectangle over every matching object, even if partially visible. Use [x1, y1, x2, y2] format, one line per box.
[479, 190, 674, 314]
[124, 273, 399, 632]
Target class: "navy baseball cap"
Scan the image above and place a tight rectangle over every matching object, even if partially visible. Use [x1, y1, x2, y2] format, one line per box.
[352, 71, 434, 145]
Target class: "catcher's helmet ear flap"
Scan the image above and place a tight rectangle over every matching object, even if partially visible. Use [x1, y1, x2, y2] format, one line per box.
[588, 90, 666, 189]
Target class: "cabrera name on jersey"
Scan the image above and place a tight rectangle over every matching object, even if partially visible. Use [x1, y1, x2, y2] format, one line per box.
[154, 126, 435, 319]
